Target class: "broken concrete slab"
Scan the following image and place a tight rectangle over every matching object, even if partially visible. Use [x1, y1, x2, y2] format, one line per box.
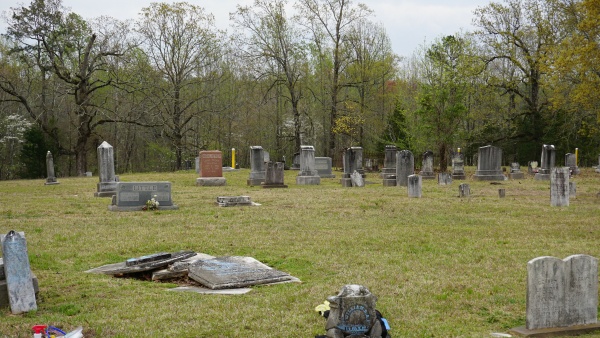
[188, 256, 297, 290]
[86, 251, 196, 275]
[168, 286, 252, 295]
[216, 196, 260, 207]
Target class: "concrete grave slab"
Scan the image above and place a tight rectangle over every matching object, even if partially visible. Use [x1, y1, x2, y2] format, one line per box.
[86, 251, 196, 275]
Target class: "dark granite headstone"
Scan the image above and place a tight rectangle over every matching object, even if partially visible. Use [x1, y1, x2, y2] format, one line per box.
[188, 256, 294, 289]
[108, 182, 178, 211]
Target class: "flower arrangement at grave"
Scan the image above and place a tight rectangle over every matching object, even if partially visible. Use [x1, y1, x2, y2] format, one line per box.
[143, 195, 160, 211]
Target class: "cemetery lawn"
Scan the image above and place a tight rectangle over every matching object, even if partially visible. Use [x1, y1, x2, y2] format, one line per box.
[1, 169, 600, 338]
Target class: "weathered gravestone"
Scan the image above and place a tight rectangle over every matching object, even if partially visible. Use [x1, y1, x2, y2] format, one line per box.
[0, 256, 39, 309]
[1, 231, 36, 314]
[263, 162, 288, 188]
[195, 157, 200, 174]
[499, 188, 506, 198]
[380, 145, 397, 179]
[509, 162, 525, 180]
[323, 285, 384, 338]
[85, 251, 196, 275]
[407, 174, 422, 198]
[196, 151, 226, 186]
[451, 151, 466, 180]
[396, 150, 414, 187]
[341, 147, 363, 187]
[95, 141, 119, 197]
[296, 145, 320, 185]
[315, 157, 336, 178]
[473, 145, 506, 181]
[350, 170, 365, 187]
[551, 167, 569, 207]
[565, 153, 580, 175]
[458, 183, 470, 197]
[569, 182, 576, 198]
[510, 255, 600, 336]
[528, 161, 539, 175]
[247, 146, 266, 186]
[419, 150, 435, 179]
[291, 152, 300, 170]
[188, 256, 295, 289]
[44, 151, 59, 185]
[534, 144, 556, 181]
[438, 172, 453, 185]
[108, 182, 179, 211]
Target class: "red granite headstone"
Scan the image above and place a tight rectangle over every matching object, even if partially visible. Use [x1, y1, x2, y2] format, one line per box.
[199, 151, 223, 178]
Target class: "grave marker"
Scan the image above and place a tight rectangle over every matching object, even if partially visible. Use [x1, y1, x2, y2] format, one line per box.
[535, 144, 556, 181]
[438, 172, 452, 185]
[108, 182, 179, 211]
[44, 151, 59, 185]
[324, 285, 383, 338]
[565, 153, 580, 175]
[315, 157, 335, 178]
[196, 151, 226, 186]
[451, 151, 466, 180]
[408, 174, 422, 198]
[419, 150, 435, 179]
[1, 231, 36, 314]
[341, 147, 363, 187]
[263, 162, 287, 188]
[509, 162, 525, 179]
[247, 146, 266, 186]
[551, 167, 569, 207]
[459, 183, 470, 197]
[95, 141, 119, 197]
[396, 150, 414, 187]
[296, 145, 320, 185]
[380, 145, 397, 179]
[473, 145, 506, 181]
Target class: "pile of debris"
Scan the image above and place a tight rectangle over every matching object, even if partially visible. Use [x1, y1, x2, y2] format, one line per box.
[86, 251, 300, 294]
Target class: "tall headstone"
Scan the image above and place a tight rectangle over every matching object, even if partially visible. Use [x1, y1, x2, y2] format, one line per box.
[565, 153, 580, 175]
[551, 167, 569, 207]
[196, 151, 226, 186]
[1, 231, 37, 314]
[396, 150, 414, 187]
[407, 174, 422, 198]
[341, 147, 363, 187]
[324, 285, 384, 338]
[247, 146, 266, 186]
[296, 145, 320, 185]
[534, 144, 556, 181]
[473, 145, 506, 181]
[451, 152, 466, 180]
[263, 162, 287, 188]
[509, 255, 599, 336]
[44, 151, 59, 185]
[94, 141, 118, 197]
[419, 150, 435, 179]
[509, 162, 524, 179]
[315, 157, 335, 178]
[195, 157, 200, 174]
[380, 145, 397, 179]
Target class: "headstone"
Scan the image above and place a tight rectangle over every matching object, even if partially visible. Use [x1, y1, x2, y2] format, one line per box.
[196, 151, 226, 186]
[534, 144, 556, 180]
[499, 188, 506, 198]
[509, 162, 525, 179]
[569, 181, 576, 198]
[396, 150, 414, 187]
[324, 285, 383, 338]
[380, 145, 397, 179]
[407, 174, 422, 198]
[451, 152, 466, 180]
[551, 167, 569, 207]
[263, 151, 270, 163]
[0, 273, 39, 309]
[44, 151, 59, 185]
[565, 153, 580, 175]
[419, 150, 435, 179]
[291, 152, 300, 170]
[94, 141, 118, 197]
[528, 161, 539, 175]
[1, 231, 36, 314]
[108, 182, 179, 211]
[85, 171, 92, 177]
[458, 183, 470, 197]
[315, 157, 335, 178]
[247, 146, 266, 186]
[508, 255, 599, 335]
[341, 147, 363, 187]
[350, 170, 365, 187]
[438, 172, 453, 185]
[296, 145, 320, 185]
[216, 196, 259, 207]
[263, 162, 287, 188]
[473, 145, 506, 181]
[188, 256, 295, 289]
[195, 157, 200, 174]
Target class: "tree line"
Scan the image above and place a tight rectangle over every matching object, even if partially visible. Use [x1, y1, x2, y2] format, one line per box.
[0, 0, 598, 180]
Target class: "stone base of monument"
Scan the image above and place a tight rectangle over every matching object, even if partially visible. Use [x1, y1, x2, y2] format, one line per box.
[383, 176, 397, 187]
[262, 183, 288, 188]
[296, 176, 320, 185]
[340, 176, 353, 187]
[509, 172, 525, 179]
[451, 173, 466, 180]
[247, 178, 264, 186]
[95, 181, 118, 197]
[509, 323, 600, 337]
[0, 274, 39, 308]
[380, 168, 395, 179]
[44, 180, 60, 185]
[473, 170, 507, 181]
[196, 177, 226, 186]
[108, 204, 179, 212]
[419, 171, 435, 180]
[534, 173, 551, 180]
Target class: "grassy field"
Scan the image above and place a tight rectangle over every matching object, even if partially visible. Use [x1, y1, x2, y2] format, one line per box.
[0, 167, 599, 337]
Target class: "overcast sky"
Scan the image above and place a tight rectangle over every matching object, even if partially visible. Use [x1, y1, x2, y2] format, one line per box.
[0, 0, 492, 57]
